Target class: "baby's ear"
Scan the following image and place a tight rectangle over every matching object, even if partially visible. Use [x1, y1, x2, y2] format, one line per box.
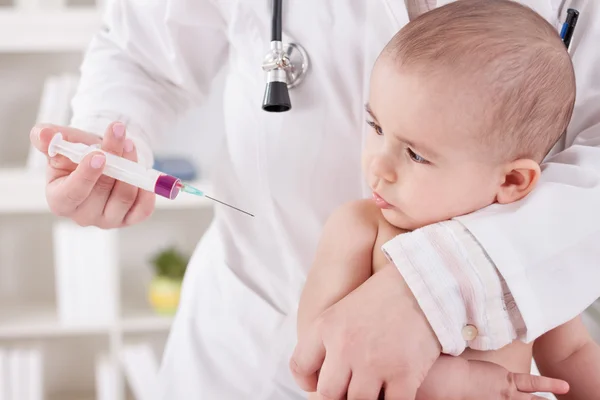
[496, 159, 541, 204]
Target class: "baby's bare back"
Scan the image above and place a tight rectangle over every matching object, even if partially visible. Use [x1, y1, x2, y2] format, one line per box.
[372, 207, 533, 374]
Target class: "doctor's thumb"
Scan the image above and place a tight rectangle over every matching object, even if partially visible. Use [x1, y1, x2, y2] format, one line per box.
[289, 338, 326, 392]
[289, 355, 319, 392]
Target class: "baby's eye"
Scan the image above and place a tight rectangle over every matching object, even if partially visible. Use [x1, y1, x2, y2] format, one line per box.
[366, 120, 383, 135]
[407, 148, 427, 163]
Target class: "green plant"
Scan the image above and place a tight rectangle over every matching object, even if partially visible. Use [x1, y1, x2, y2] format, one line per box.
[150, 247, 189, 280]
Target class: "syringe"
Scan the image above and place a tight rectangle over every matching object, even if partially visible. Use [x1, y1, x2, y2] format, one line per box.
[48, 133, 254, 217]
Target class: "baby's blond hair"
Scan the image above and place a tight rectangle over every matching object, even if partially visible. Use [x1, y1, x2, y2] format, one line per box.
[384, 0, 575, 162]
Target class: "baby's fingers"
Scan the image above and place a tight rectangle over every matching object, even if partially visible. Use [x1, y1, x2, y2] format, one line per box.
[511, 372, 569, 395]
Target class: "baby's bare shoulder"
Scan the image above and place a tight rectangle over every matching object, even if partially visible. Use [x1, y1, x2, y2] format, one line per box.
[323, 199, 381, 235]
[331, 199, 381, 224]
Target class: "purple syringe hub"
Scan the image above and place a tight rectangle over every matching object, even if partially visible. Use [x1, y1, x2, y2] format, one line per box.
[154, 174, 181, 200]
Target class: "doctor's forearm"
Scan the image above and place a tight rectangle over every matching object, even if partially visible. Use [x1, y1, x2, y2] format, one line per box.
[70, 49, 175, 168]
[71, 33, 191, 167]
[70, 0, 229, 167]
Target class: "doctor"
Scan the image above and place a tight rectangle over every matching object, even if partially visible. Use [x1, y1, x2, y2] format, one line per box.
[29, 0, 600, 399]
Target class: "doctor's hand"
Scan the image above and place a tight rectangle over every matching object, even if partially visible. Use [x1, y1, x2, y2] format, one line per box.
[290, 264, 440, 400]
[30, 123, 156, 228]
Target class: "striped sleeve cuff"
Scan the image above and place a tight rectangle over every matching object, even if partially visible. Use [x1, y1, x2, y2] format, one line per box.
[381, 220, 521, 355]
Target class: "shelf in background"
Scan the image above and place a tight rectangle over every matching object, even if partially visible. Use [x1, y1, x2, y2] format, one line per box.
[120, 304, 172, 333]
[0, 9, 102, 52]
[0, 301, 173, 339]
[0, 303, 109, 339]
[0, 168, 213, 213]
[49, 393, 95, 400]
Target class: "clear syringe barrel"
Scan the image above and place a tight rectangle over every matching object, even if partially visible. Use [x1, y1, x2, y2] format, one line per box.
[48, 133, 181, 200]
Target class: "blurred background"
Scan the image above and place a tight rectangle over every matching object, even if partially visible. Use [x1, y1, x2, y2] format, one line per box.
[0, 1, 599, 400]
[0, 0, 223, 399]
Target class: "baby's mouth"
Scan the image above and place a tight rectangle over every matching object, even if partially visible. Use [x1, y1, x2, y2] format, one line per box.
[372, 192, 393, 209]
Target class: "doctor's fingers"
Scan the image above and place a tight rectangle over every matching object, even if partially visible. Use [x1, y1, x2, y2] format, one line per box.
[315, 355, 351, 400]
[379, 380, 418, 400]
[33, 125, 102, 172]
[101, 138, 143, 227]
[31, 124, 102, 156]
[345, 371, 383, 400]
[45, 151, 106, 218]
[122, 186, 156, 226]
[82, 122, 127, 199]
[290, 324, 326, 392]
[31, 121, 126, 158]
[67, 122, 130, 226]
[104, 140, 156, 227]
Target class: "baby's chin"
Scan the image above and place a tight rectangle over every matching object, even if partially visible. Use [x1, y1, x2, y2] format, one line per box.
[380, 208, 427, 232]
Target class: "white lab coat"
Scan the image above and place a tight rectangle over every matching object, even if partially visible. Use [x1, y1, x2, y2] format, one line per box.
[69, 0, 600, 398]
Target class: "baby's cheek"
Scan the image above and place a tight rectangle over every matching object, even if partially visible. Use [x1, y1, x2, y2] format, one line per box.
[411, 185, 458, 222]
[387, 196, 435, 230]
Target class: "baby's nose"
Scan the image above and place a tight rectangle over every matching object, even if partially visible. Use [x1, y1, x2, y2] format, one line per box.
[371, 156, 397, 183]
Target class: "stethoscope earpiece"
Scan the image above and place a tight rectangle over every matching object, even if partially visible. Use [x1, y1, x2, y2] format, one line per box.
[261, 0, 309, 112]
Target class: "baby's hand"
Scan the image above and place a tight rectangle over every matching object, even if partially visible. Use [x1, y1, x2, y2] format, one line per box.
[417, 355, 570, 400]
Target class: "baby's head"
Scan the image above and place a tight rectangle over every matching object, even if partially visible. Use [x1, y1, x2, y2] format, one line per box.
[363, 0, 575, 230]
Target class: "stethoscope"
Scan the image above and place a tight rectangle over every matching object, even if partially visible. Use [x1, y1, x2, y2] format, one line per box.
[262, 0, 309, 112]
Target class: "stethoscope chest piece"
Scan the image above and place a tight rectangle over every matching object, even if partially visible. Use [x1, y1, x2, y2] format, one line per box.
[262, 41, 309, 112]
[261, 0, 309, 112]
[264, 42, 309, 89]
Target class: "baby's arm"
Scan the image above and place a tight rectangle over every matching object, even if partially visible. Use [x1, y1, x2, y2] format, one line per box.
[533, 315, 600, 400]
[297, 200, 379, 336]
[418, 356, 568, 400]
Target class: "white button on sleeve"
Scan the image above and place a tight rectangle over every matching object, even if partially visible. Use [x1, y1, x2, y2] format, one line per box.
[462, 325, 478, 341]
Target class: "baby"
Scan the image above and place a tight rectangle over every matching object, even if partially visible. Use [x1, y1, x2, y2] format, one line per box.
[297, 1, 600, 399]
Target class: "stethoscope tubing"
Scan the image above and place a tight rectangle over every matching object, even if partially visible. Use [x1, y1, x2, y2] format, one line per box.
[271, 0, 283, 42]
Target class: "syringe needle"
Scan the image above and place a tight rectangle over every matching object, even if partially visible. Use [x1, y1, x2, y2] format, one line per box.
[178, 182, 254, 217]
[205, 195, 255, 217]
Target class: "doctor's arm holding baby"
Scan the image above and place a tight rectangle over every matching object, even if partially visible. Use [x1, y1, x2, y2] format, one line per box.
[26, 0, 600, 399]
[291, 1, 600, 399]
